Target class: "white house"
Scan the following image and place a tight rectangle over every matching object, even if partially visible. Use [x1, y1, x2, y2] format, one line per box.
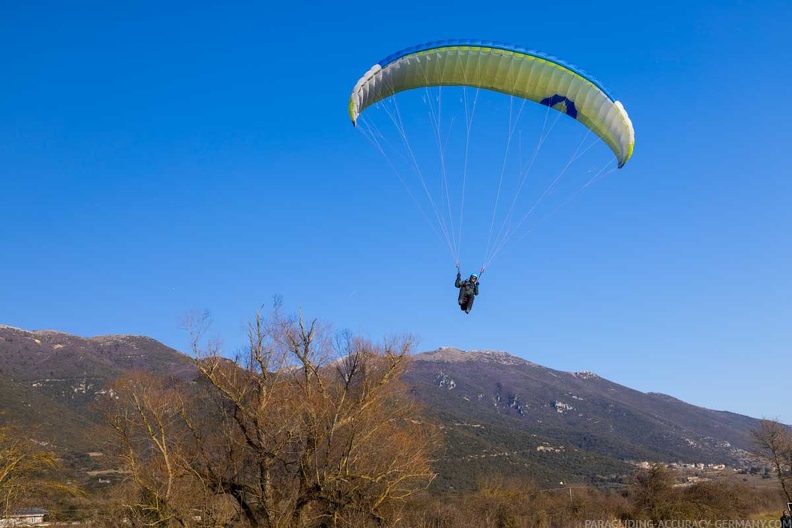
[0, 509, 48, 527]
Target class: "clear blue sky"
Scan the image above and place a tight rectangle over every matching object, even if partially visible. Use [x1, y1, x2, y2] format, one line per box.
[2, 1, 790, 423]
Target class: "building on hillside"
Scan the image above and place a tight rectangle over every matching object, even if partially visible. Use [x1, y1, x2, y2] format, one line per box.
[0, 509, 48, 527]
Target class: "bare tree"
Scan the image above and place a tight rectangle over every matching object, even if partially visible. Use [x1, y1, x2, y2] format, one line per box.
[189, 306, 438, 527]
[628, 464, 679, 522]
[104, 372, 204, 526]
[106, 305, 437, 527]
[752, 419, 792, 503]
[102, 368, 245, 527]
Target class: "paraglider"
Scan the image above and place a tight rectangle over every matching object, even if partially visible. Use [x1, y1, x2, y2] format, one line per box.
[455, 268, 479, 314]
[349, 39, 635, 313]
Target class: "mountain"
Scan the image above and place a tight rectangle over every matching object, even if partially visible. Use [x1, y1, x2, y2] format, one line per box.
[0, 324, 196, 486]
[404, 347, 763, 490]
[0, 326, 768, 493]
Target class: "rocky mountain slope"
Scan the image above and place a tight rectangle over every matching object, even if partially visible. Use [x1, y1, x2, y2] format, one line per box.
[0, 324, 195, 470]
[404, 347, 763, 490]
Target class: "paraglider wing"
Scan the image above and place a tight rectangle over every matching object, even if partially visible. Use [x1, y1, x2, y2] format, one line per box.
[349, 39, 635, 167]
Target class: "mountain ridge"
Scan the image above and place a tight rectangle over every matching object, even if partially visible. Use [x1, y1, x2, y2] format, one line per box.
[0, 326, 772, 491]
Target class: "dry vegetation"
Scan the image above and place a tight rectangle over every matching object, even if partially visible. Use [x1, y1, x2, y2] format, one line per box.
[399, 469, 785, 527]
[0, 420, 80, 516]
